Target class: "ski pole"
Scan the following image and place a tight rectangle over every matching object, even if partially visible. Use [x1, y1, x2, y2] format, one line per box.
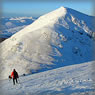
[18, 78, 21, 84]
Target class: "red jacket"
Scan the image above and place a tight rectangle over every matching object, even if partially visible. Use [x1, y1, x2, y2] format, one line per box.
[11, 71, 18, 79]
[11, 72, 14, 78]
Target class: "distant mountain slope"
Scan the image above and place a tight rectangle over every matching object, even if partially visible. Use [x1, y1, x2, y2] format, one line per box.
[0, 17, 36, 39]
[0, 61, 95, 95]
[0, 7, 95, 79]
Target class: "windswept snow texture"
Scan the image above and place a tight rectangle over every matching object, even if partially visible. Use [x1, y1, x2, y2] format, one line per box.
[0, 7, 95, 79]
[0, 17, 36, 38]
[0, 61, 95, 95]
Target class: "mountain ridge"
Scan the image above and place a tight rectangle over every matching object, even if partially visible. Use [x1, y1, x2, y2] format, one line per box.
[0, 7, 94, 79]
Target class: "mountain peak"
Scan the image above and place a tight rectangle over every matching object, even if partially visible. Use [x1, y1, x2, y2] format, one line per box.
[59, 6, 66, 10]
[38, 6, 67, 21]
[0, 6, 94, 79]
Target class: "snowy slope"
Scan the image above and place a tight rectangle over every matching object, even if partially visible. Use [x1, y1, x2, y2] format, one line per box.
[0, 61, 95, 95]
[0, 7, 95, 79]
[0, 17, 36, 38]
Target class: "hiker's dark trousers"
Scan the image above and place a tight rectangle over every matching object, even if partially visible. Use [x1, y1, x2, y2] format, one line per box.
[13, 78, 18, 85]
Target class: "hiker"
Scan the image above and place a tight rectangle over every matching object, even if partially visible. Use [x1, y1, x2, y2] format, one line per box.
[11, 69, 19, 85]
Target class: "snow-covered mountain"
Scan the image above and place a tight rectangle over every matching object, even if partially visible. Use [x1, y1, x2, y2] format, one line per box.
[0, 7, 95, 79]
[0, 17, 36, 38]
[0, 61, 95, 95]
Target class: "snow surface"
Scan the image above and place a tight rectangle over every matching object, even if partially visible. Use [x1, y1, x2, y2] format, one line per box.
[0, 6, 95, 79]
[0, 61, 95, 95]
